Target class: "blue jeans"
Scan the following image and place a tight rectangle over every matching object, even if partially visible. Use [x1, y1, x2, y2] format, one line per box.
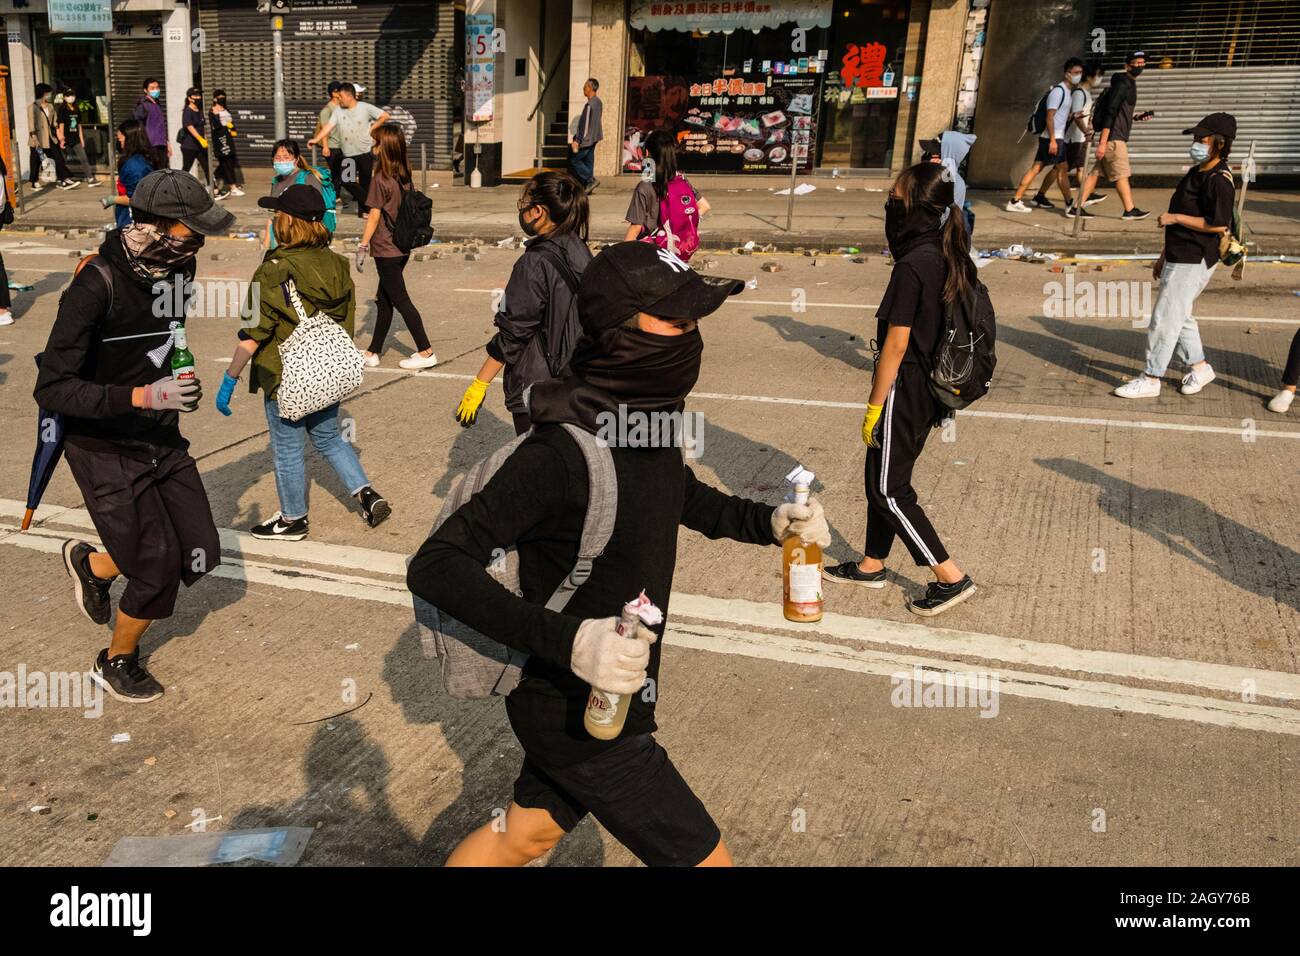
[1144, 260, 1214, 377]
[263, 399, 369, 520]
[569, 145, 595, 185]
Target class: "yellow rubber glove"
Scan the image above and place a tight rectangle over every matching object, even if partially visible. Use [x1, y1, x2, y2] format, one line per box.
[196, 134, 209, 149]
[455, 378, 490, 428]
[862, 403, 884, 447]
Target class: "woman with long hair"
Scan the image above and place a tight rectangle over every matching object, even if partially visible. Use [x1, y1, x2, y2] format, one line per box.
[357, 122, 435, 369]
[209, 90, 244, 199]
[215, 184, 390, 539]
[823, 162, 977, 617]
[264, 138, 336, 248]
[454, 169, 592, 434]
[101, 119, 160, 230]
[622, 129, 710, 249]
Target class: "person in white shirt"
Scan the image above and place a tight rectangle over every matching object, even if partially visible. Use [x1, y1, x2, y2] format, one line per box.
[309, 83, 389, 217]
[1062, 61, 1110, 217]
[1006, 58, 1084, 214]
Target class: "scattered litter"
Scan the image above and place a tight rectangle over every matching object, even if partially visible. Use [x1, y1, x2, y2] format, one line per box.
[1050, 264, 1077, 274]
[163, 809, 177, 819]
[430, 183, 440, 188]
[87, 813, 98, 822]
[8, 282, 34, 292]
[111, 733, 131, 744]
[1245, 327, 1259, 334]
[344, 643, 359, 651]
[835, 185, 846, 192]
[761, 262, 781, 273]
[104, 827, 315, 867]
[851, 256, 869, 264]
[31, 805, 50, 814]
[955, 460, 967, 465]
[865, 187, 884, 192]
[1074, 252, 1159, 261]
[745, 277, 758, 290]
[838, 247, 860, 255]
[292, 691, 374, 726]
[743, 240, 756, 250]
[235, 231, 258, 240]
[735, 246, 753, 255]
[831, 168, 842, 178]
[465, 253, 482, 261]
[143, 756, 156, 766]
[774, 183, 816, 196]
[495, 236, 518, 248]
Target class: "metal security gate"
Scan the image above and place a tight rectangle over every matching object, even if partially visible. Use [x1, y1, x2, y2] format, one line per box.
[1090, 0, 1300, 175]
[196, 0, 458, 167]
[107, 38, 165, 132]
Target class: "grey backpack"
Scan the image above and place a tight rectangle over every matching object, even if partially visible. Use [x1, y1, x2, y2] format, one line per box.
[412, 423, 617, 699]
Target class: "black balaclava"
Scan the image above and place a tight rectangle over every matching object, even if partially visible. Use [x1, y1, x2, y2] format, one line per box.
[885, 195, 944, 260]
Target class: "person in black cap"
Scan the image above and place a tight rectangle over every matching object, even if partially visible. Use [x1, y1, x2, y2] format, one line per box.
[1114, 112, 1236, 400]
[34, 168, 234, 703]
[409, 242, 832, 867]
[316, 82, 345, 208]
[215, 183, 390, 539]
[1077, 51, 1150, 220]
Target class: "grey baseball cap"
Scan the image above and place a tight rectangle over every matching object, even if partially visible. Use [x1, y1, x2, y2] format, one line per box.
[130, 168, 235, 236]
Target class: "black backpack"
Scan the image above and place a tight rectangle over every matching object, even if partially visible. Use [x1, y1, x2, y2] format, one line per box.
[928, 281, 997, 411]
[531, 240, 583, 378]
[383, 183, 434, 253]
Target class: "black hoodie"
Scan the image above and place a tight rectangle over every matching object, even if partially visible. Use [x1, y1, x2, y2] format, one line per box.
[34, 231, 197, 458]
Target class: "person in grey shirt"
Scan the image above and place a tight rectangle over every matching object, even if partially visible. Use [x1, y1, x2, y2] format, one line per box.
[309, 83, 389, 216]
[569, 78, 602, 192]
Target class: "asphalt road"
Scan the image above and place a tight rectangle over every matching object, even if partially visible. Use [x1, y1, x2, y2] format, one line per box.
[1, 235, 1297, 866]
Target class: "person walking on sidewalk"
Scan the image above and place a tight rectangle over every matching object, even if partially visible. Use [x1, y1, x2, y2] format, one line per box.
[133, 78, 171, 161]
[33, 169, 235, 702]
[356, 123, 435, 370]
[102, 120, 159, 230]
[569, 78, 603, 192]
[1114, 113, 1237, 400]
[215, 184, 390, 540]
[57, 89, 99, 185]
[823, 162, 977, 617]
[316, 82, 346, 210]
[1269, 331, 1300, 414]
[1005, 59, 1083, 214]
[410, 241, 830, 867]
[1062, 61, 1107, 219]
[1076, 52, 1150, 220]
[177, 88, 209, 185]
[209, 90, 244, 199]
[29, 84, 76, 189]
[622, 129, 711, 246]
[263, 138, 336, 249]
[457, 170, 592, 435]
[308, 83, 389, 216]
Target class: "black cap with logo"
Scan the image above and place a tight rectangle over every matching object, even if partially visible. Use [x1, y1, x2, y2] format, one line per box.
[576, 241, 746, 336]
[130, 168, 235, 236]
[258, 183, 327, 222]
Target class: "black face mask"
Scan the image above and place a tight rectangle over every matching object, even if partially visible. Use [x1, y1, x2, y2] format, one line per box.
[884, 196, 905, 248]
[1129, 65, 1144, 77]
[518, 208, 539, 237]
[884, 196, 943, 260]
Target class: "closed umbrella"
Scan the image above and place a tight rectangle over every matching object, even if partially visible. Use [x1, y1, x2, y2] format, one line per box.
[22, 353, 64, 531]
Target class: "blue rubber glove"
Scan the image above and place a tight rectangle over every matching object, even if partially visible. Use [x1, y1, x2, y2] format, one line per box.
[215, 372, 238, 416]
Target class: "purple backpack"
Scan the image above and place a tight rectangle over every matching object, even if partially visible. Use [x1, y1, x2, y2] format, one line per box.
[644, 174, 701, 261]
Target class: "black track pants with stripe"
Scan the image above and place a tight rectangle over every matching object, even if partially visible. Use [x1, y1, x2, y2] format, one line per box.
[864, 365, 949, 567]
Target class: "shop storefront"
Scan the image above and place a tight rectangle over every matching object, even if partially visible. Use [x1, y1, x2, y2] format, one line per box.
[622, 0, 916, 175]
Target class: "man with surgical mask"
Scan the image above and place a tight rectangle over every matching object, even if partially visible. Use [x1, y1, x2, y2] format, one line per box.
[410, 242, 833, 868]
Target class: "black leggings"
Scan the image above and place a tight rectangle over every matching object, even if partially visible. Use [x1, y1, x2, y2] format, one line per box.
[215, 155, 243, 189]
[368, 255, 429, 354]
[1283, 329, 1300, 388]
[181, 147, 209, 183]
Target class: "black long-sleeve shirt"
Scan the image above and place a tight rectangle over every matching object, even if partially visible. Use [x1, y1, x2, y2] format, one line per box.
[1095, 71, 1137, 142]
[408, 423, 777, 766]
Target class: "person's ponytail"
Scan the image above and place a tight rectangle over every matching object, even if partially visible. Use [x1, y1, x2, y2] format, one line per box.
[524, 169, 590, 240]
[940, 203, 978, 306]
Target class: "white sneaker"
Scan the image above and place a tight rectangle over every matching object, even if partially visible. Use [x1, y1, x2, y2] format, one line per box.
[359, 350, 380, 368]
[1005, 199, 1033, 213]
[1179, 364, 1216, 395]
[1114, 375, 1162, 399]
[1268, 389, 1295, 414]
[230, 187, 246, 197]
[398, 352, 438, 370]
[0, 310, 12, 326]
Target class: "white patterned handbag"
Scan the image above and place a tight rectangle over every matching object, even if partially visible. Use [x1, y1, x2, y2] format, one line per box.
[275, 277, 364, 422]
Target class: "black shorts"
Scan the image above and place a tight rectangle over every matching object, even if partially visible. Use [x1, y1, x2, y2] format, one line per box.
[513, 733, 721, 867]
[64, 443, 220, 620]
[1066, 141, 1087, 171]
[1034, 137, 1067, 166]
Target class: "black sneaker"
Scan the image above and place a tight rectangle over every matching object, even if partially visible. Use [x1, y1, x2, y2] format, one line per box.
[1065, 202, 1094, 219]
[1121, 207, 1150, 221]
[93, 648, 164, 703]
[356, 487, 391, 528]
[586, 178, 600, 194]
[822, 561, 887, 589]
[1083, 192, 1108, 207]
[907, 575, 977, 617]
[1031, 193, 1055, 209]
[62, 539, 112, 625]
[250, 513, 309, 540]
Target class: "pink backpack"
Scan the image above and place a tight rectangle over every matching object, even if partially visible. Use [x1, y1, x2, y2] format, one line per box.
[644, 174, 701, 261]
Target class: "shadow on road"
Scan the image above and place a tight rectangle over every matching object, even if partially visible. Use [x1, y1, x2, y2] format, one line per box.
[753, 313, 872, 373]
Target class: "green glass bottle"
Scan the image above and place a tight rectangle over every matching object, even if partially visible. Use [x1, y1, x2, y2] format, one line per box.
[170, 325, 197, 410]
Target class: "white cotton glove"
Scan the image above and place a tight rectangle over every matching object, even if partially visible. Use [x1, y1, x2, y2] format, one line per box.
[771, 496, 831, 547]
[141, 376, 201, 412]
[570, 617, 657, 695]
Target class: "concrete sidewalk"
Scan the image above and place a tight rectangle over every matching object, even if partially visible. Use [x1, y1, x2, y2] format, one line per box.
[8, 168, 1300, 255]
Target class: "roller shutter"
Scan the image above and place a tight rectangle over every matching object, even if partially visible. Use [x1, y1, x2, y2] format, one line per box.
[107, 37, 165, 132]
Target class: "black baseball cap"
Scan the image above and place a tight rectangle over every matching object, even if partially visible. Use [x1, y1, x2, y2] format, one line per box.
[918, 138, 942, 156]
[1127, 50, 1147, 62]
[130, 168, 235, 236]
[258, 183, 326, 222]
[1183, 112, 1236, 140]
[327, 81, 343, 94]
[576, 241, 746, 335]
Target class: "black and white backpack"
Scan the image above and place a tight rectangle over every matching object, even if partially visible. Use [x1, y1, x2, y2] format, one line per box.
[927, 281, 997, 411]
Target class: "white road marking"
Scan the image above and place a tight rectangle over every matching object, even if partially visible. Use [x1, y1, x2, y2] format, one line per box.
[6, 499, 1300, 737]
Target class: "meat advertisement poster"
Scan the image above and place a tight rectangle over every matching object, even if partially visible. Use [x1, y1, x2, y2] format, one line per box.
[623, 73, 819, 174]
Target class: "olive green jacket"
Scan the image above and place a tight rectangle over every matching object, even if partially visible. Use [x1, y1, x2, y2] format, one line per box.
[242, 243, 355, 399]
